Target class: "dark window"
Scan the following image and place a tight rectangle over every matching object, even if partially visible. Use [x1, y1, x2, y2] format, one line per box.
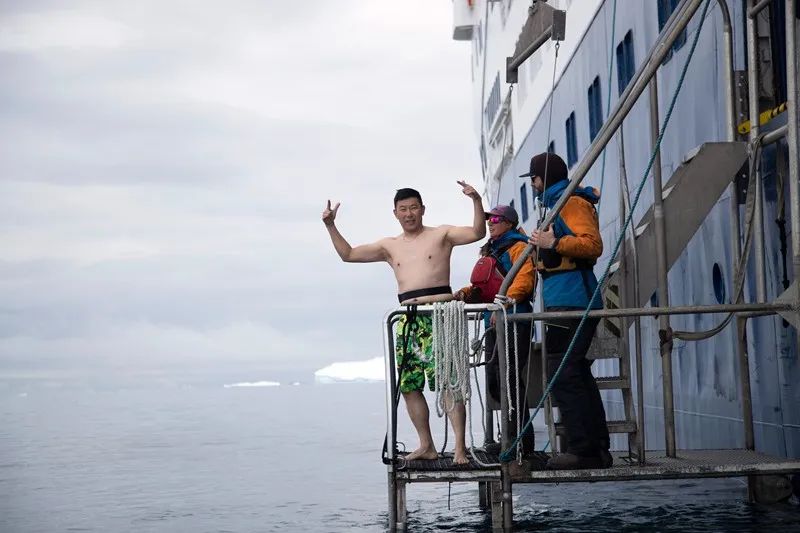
[565, 112, 578, 168]
[520, 183, 529, 222]
[768, 0, 788, 104]
[712, 263, 726, 304]
[657, 0, 686, 62]
[484, 74, 501, 127]
[548, 140, 555, 154]
[587, 76, 603, 141]
[616, 30, 635, 96]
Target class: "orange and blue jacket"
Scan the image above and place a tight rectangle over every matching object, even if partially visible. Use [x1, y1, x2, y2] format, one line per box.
[459, 228, 536, 314]
[536, 180, 603, 310]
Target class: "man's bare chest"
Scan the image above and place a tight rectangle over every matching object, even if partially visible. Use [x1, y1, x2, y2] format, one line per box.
[385, 234, 450, 268]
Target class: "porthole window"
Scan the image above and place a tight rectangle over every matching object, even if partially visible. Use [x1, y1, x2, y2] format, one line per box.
[712, 263, 726, 304]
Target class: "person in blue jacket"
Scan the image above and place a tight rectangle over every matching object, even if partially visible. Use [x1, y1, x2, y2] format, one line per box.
[525, 152, 611, 470]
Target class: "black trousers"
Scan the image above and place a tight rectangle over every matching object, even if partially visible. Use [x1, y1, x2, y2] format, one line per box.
[485, 322, 536, 455]
[544, 311, 610, 456]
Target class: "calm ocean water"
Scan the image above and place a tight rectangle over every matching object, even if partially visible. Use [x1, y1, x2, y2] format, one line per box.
[1, 383, 799, 532]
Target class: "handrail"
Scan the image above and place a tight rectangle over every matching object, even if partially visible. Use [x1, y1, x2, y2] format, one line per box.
[502, 301, 792, 321]
[748, 0, 773, 17]
[498, 0, 706, 296]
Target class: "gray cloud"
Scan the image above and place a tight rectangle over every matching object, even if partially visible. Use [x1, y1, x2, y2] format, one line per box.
[0, 0, 482, 387]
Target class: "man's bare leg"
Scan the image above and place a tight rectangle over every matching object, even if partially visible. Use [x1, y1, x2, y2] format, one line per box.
[402, 391, 438, 460]
[447, 396, 469, 465]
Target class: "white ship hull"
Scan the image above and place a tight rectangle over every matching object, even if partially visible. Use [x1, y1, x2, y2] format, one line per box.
[453, 0, 800, 458]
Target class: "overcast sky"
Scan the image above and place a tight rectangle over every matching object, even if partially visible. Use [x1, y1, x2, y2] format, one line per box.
[0, 1, 483, 388]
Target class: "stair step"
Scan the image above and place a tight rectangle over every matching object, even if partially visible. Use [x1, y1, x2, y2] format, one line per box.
[605, 141, 749, 312]
[595, 376, 630, 390]
[555, 419, 637, 436]
[586, 351, 622, 360]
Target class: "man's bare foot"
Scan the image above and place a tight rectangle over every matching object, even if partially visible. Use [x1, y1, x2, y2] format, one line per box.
[453, 448, 469, 465]
[453, 448, 470, 465]
[405, 446, 438, 461]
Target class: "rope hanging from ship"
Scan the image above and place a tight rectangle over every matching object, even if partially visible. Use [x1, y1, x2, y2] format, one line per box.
[597, 0, 619, 204]
[504, 35, 563, 459]
[500, 0, 715, 462]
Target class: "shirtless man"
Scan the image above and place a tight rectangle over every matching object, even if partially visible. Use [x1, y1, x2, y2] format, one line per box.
[322, 182, 485, 464]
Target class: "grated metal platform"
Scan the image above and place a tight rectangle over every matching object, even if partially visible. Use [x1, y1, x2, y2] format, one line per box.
[395, 449, 800, 484]
[395, 450, 503, 481]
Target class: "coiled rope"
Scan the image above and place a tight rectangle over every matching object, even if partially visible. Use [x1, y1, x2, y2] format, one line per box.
[431, 301, 501, 466]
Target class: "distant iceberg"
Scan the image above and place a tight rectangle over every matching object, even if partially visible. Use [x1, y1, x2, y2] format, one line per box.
[223, 380, 280, 388]
[314, 357, 385, 383]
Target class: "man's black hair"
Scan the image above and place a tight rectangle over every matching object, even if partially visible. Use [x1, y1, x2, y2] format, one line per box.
[394, 188, 423, 207]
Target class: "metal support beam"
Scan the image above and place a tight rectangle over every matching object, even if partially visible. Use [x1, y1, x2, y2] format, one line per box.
[736, 315, 757, 502]
[747, 0, 768, 302]
[762, 124, 789, 145]
[396, 480, 407, 530]
[506, 3, 565, 83]
[388, 468, 398, 531]
[617, 128, 645, 463]
[718, 0, 742, 316]
[618, 127, 646, 464]
[717, 0, 736, 141]
[506, 301, 791, 321]
[785, 0, 800, 339]
[649, 78, 677, 458]
[384, 314, 398, 464]
[748, 0, 774, 18]
[494, 312, 513, 530]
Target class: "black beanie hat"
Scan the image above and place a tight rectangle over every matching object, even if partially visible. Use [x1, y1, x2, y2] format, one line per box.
[519, 152, 568, 187]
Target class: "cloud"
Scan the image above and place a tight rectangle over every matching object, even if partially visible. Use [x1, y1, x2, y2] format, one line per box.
[0, 0, 482, 386]
[0, 10, 136, 51]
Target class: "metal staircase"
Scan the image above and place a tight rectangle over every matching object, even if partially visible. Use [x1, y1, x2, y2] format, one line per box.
[570, 140, 750, 459]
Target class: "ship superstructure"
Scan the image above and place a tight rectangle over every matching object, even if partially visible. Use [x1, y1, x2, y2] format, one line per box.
[454, 0, 799, 459]
[380, 1, 800, 530]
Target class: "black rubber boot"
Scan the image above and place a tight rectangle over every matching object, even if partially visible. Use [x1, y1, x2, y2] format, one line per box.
[546, 452, 603, 470]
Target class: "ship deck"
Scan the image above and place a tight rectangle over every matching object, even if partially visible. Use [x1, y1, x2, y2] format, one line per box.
[395, 449, 800, 484]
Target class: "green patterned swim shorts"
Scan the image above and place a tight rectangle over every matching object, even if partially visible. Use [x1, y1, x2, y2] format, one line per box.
[395, 313, 435, 393]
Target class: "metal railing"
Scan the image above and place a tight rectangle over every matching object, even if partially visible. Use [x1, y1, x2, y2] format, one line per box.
[383, 0, 799, 528]
[490, 0, 799, 517]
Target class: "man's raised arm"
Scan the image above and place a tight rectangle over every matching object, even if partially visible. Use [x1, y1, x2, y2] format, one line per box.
[322, 200, 387, 263]
[446, 180, 487, 246]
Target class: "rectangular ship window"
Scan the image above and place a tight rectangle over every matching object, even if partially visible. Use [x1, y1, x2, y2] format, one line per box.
[587, 76, 603, 141]
[565, 112, 578, 168]
[616, 30, 635, 95]
[657, 0, 687, 62]
[520, 183, 529, 223]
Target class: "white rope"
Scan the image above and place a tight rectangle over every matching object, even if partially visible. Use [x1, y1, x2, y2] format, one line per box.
[512, 304, 522, 460]
[432, 301, 471, 417]
[499, 305, 514, 420]
[498, 303, 522, 461]
[431, 301, 501, 467]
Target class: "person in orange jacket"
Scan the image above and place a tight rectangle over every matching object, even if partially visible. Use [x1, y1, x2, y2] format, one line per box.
[525, 152, 611, 470]
[454, 204, 538, 461]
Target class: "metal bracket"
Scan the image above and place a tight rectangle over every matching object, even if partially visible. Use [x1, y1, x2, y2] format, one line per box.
[775, 279, 800, 330]
[506, 3, 566, 83]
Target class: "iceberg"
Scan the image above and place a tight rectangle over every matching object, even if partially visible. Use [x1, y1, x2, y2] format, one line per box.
[223, 380, 280, 388]
[314, 357, 385, 383]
